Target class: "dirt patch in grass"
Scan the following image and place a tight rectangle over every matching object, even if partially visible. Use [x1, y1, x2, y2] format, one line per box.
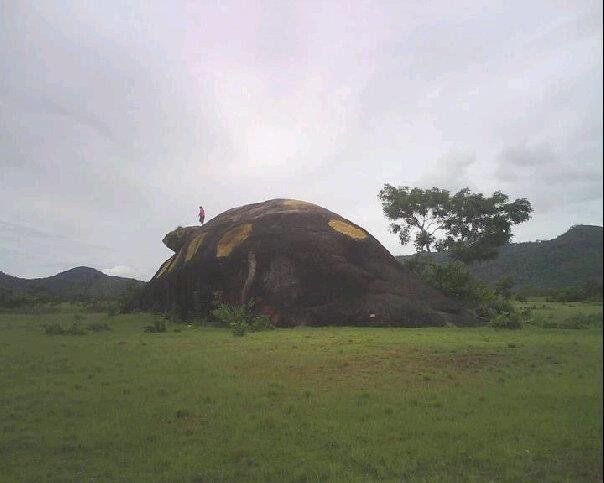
[426, 351, 508, 371]
[229, 347, 511, 389]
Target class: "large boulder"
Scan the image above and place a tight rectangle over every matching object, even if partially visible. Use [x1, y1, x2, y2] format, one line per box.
[136, 199, 478, 327]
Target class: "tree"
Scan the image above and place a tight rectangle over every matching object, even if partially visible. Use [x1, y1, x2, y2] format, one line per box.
[378, 185, 449, 253]
[494, 275, 515, 300]
[378, 184, 532, 264]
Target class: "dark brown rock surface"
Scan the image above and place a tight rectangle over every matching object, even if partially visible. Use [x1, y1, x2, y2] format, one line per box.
[136, 199, 478, 327]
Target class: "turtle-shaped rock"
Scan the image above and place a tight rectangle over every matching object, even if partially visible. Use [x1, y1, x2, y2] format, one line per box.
[136, 199, 477, 327]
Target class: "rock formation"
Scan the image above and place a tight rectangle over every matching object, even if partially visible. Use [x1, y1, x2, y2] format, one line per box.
[136, 199, 478, 327]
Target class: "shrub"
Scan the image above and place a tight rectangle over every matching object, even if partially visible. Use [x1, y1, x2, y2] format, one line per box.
[88, 321, 112, 332]
[43, 320, 88, 336]
[212, 302, 248, 325]
[494, 275, 515, 300]
[84, 299, 120, 314]
[518, 306, 533, 319]
[250, 314, 274, 331]
[212, 302, 250, 336]
[230, 320, 247, 337]
[563, 313, 602, 329]
[176, 409, 191, 418]
[489, 311, 523, 329]
[407, 259, 528, 327]
[43, 322, 66, 336]
[65, 321, 88, 336]
[411, 260, 499, 308]
[415, 261, 485, 306]
[166, 305, 187, 323]
[211, 299, 274, 336]
[529, 312, 603, 329]
[143, 318, 167, 333]
[43, 312, 89, 336]
[73, 312, 85, 322]
[107, 304, 120, 317]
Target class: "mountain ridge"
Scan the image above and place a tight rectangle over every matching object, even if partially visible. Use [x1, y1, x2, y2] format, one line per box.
[396, 224, 603, 291]
[0, 266, 144, 302]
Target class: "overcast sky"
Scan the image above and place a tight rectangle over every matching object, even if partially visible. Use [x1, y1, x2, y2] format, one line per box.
[1, 0, 602, 280]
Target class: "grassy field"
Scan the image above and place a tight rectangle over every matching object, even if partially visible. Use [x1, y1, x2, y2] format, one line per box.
[0, 303, 602, 481]
[520, 299, 603, 329]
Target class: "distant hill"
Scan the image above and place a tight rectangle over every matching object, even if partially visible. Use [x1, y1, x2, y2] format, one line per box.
[397, 225, 603, 291]
[0, 266, 144, 302]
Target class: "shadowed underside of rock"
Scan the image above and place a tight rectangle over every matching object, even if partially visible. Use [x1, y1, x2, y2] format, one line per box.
[136, 199, 478, 327]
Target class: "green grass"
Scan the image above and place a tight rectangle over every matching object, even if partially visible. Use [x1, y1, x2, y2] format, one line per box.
[0, 304, 602, 481]
[520, 300, 604, 329]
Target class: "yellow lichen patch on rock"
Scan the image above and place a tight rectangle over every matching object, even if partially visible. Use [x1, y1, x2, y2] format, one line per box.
[156, 255, 176, 278]
[282, 199, 313, 209]
[185, 233, 206, 262]
[328, 219, 367, 240]
[216, 224, 253, 257]
[173, 247, 186, 268]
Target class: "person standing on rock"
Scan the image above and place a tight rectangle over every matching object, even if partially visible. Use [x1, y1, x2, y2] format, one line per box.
[198, 205, 205, 225]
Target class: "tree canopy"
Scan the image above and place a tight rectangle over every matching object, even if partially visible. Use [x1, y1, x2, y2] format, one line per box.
[378, 185, 532, 264]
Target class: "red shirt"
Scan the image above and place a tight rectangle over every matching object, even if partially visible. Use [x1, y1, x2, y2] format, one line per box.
[198, 207, 205, 218]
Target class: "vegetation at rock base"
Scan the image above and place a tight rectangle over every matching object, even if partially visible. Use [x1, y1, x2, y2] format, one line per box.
[210, 298, 274, 336]
[0, 302, 601, 481]
[143, 317, 167, 334]
[403, 257, 523, 327]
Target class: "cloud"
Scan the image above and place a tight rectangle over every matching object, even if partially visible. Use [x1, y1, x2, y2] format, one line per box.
[102, 265, 146, 280]
[18, 95, 115, 142]
[418, 150, 478, 190]
[0, 219, 116, 278]
[495, 142, 602, 210]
